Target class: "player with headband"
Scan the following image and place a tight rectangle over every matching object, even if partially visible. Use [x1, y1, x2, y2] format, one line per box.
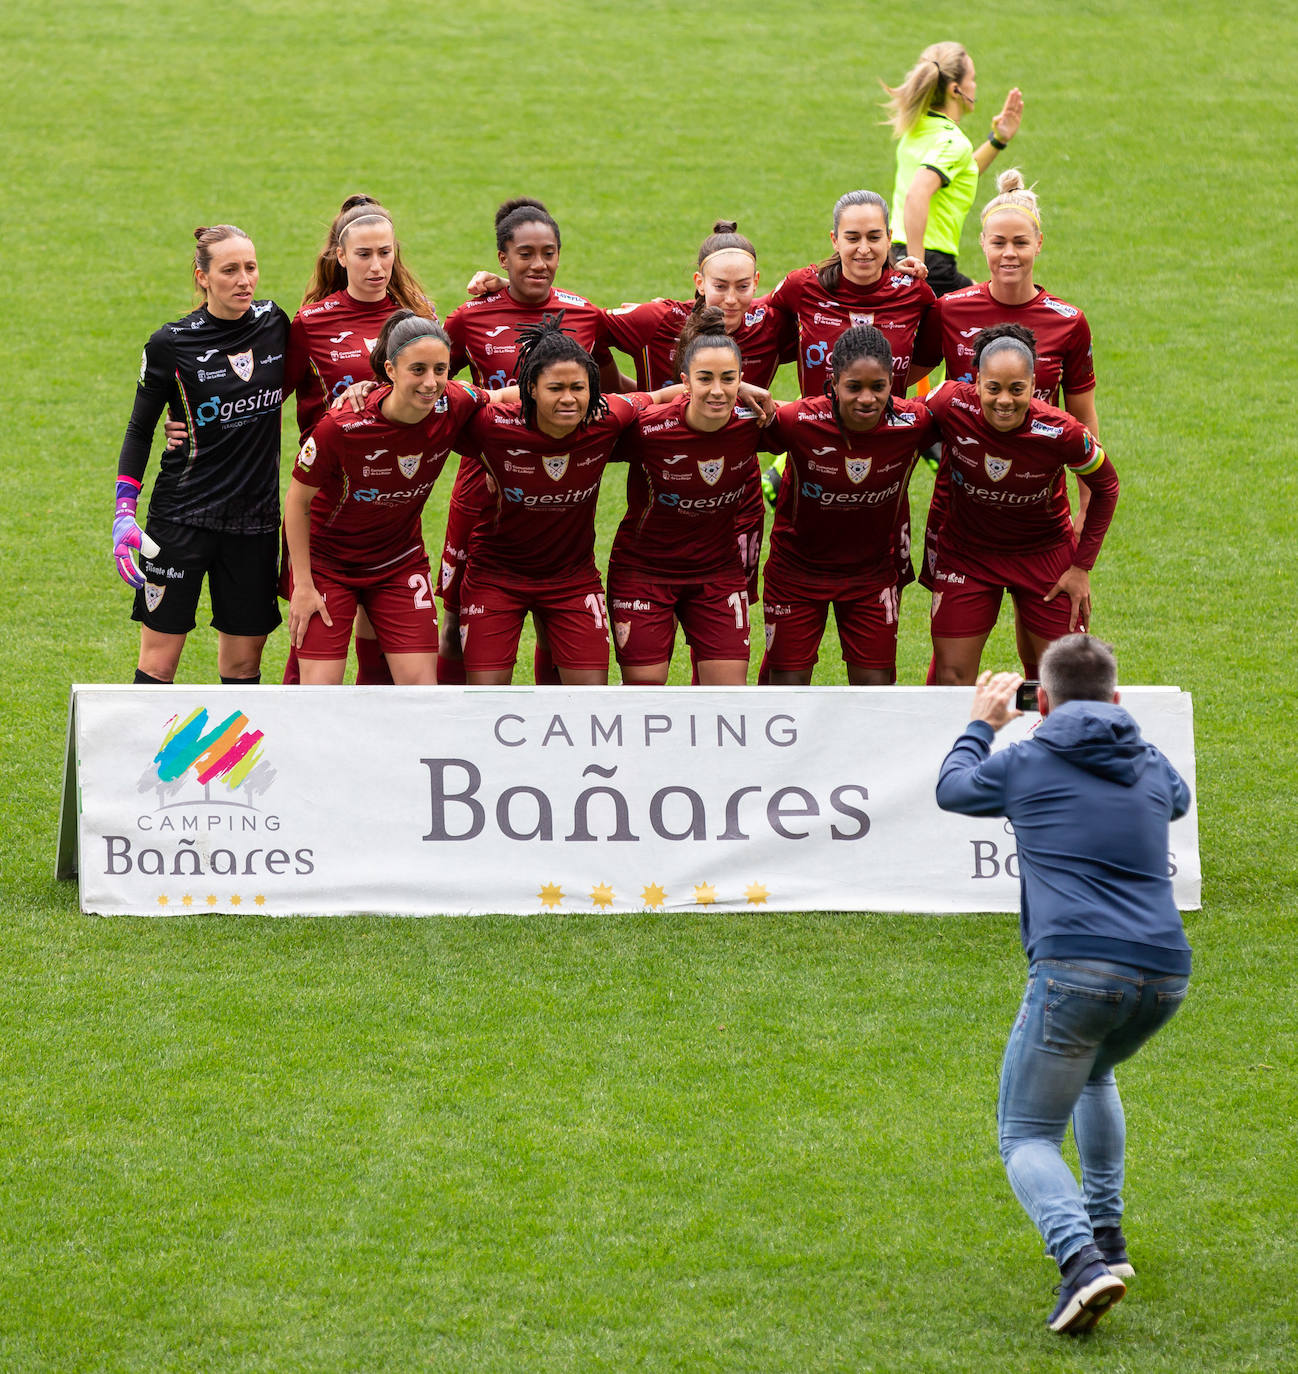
[913, 169, 1100, 679]
[114, 224, 288, 685]
[925, 325, 1119, 684]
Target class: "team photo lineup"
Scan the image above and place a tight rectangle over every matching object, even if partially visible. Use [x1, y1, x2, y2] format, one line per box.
[113, 42, 1115, 698]
[12, 1, 1293, 1366]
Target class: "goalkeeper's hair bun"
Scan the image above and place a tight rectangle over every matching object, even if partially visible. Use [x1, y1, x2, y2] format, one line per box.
[192, 224, 249, 275]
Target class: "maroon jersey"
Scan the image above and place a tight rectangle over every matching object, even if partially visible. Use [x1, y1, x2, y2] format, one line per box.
[609, 397, 775, 582]
[765, 396, 937, 593]
[291, 381, 485, 576]
[769, 264, 935, 400]
[462, 393, 650, 591]
[285, 290, 422, 442]
[913, 282, 1096, 403]
[925, 383, 1118, 572]
[442, 285, 615, 519]
[602, 294, 793, 389]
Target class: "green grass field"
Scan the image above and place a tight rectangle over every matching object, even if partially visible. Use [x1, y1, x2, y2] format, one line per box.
[4, 1, 1297, 1367]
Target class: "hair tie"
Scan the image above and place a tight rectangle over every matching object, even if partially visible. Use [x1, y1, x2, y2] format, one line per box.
[698, 247, 757, 273]
[981, 199, 1042, 231]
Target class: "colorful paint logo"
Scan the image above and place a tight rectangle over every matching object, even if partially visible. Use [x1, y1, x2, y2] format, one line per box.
[153, 706, 273, 793]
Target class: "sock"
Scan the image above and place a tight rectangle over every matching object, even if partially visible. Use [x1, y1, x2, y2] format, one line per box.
[437, 655, 466, 686]
[282, 646, 301, 685]
[133, 669, 170, 685]
[533, 644, 561, 685]
[220, 674, 261, 685]
[756, 652, 771, 686]
[355, 635, 393, 686]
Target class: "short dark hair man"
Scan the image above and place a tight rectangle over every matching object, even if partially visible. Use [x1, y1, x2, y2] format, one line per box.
[936, 634, 1192, 1335]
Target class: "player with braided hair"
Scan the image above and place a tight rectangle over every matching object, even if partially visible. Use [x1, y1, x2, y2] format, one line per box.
[759, 325, 938, 684]
[456, 313, 682, 686]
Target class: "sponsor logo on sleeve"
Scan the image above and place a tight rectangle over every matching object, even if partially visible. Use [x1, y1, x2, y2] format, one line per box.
[1030, 419, 1064, 437]
[744, 306, 767, 327]
[227, 350, 254, 382]
[297, 437, 317, 470]
[1042, 297, 1079, 318]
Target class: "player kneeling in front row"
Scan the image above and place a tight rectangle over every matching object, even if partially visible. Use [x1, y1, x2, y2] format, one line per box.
[936, 635, 1192, 1334]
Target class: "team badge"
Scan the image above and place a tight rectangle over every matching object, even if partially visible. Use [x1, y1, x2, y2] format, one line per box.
[144, 583, 166, 613]
[440, 560, 455, 589]
[227, 350, 254, 382]
[459, 625, 470, 649]
[362, 337, 378, 352]
[297, 437, 317, 470]
[764, 622, 776, 650]
[930, 591, 943, 619]
[849, 312, 874, 328]
[845, 456, 871, 484]
[984, 455, 1011, 482]
[614, 621, 631, 649]
[138, 349, 148, 384]
[543, 454, 570, 482]
[397, 454, 422, 479]
[698, 458, 724, 486]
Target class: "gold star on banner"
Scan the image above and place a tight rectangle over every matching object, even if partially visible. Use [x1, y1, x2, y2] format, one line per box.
[591, 883, 615, 909]
[538, 882, 564, 910]
[254, 895, 266, 907]
[641, 882, 668, 910]
[181, 894, 193, 908]
[693, 882, 717, 906]
[157, 894, 169, 908]
[230, 894, 242, 907]
[206, 895, 218, 907]
[745, 882, 769, 906]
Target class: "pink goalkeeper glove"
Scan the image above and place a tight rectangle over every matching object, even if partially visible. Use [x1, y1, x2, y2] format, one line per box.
[113, 477, 160, 589]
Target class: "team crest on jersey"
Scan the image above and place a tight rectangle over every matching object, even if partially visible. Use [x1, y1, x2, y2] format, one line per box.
[397, 454, 422, 479]
[698, 458, 725, 486]
[543, 454, 570, 482]
[845, 456, 871, 484]
[227, 350, 254, 382]
[143, 582, 166, 613]
[363, 337, 378, 352]
[849, 312, 874, 328]
[297, 437, 317, 470]
[984, 455, 1011, 482]
[614, 621, 631, 649]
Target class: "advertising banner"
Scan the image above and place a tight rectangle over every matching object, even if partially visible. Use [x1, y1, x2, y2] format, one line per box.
[58, 685, 1200, 917]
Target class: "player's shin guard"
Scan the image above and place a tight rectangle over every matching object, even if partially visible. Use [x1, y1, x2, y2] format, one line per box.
[355, 634, 393, 686]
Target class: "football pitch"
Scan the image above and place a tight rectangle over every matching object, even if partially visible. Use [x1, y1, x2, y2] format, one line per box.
[4, 0, 1296, 1367]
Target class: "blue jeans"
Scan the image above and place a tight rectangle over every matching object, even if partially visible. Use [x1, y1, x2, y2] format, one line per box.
[997, 959, 1189, 1269]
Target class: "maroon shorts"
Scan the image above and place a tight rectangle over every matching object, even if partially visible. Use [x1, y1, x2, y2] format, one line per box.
[607, 571, 752, 666]
[435, 497, 478, 615]
[294, 553, 438, 660]
[762, 567, 900, 673]
[929, 541, 1077, 641]
[459, 576, 610, 673]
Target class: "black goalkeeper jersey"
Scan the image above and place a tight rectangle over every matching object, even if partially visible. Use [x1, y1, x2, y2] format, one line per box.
[118, 301, 290, 534]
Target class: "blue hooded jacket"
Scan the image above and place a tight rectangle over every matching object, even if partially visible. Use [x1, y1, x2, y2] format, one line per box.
[936, 700, 1192, 972]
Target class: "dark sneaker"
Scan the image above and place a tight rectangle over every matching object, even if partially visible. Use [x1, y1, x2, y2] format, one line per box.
[1093, 1225, 1135, 1279]
[1048, 1249, 1125, 1334]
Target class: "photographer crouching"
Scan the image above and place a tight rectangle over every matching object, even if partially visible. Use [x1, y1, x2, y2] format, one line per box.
[936, 634, 1192, 1335]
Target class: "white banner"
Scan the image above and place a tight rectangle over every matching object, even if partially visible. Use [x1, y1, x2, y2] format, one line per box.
[58, 685, 1200, 917]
